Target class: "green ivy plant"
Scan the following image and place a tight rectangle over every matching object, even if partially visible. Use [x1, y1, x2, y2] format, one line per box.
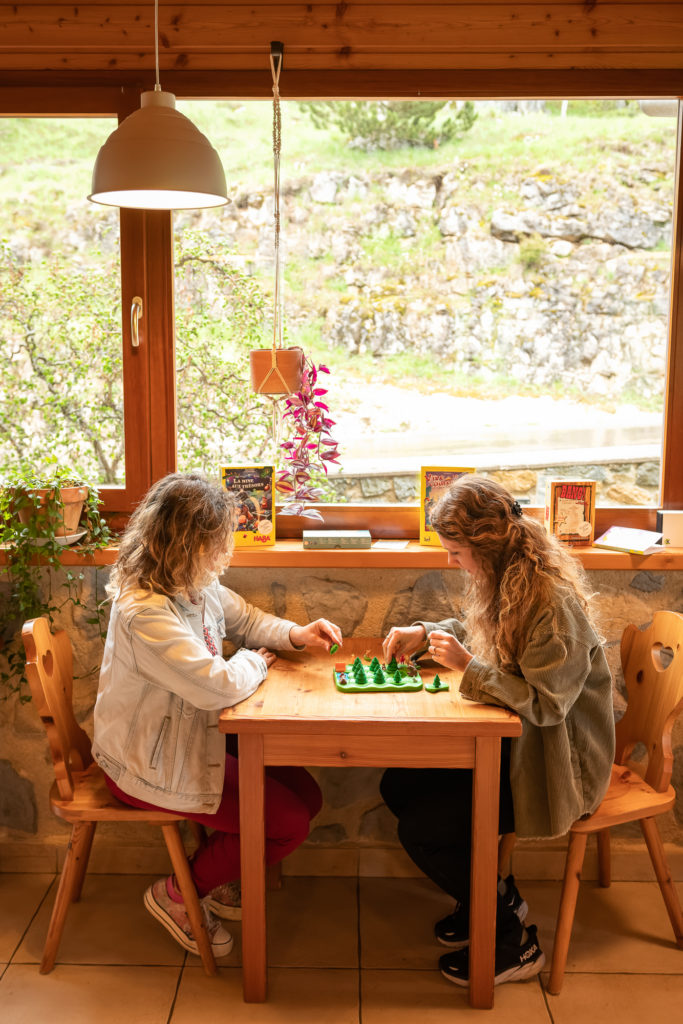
[0, 458, 112, 702]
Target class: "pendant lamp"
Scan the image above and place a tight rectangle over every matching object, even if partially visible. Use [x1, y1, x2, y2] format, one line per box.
[89, 0, 228, 210]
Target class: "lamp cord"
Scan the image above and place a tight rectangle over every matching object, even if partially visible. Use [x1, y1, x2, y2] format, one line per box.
[154, 0, 160, 91]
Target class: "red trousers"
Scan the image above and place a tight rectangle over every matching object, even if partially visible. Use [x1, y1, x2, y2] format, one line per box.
[105, 752, 322, 896]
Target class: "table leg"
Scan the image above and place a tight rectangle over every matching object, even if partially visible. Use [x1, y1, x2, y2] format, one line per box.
[469, 736, 501, 1009]
[238, 733, 267, 1001]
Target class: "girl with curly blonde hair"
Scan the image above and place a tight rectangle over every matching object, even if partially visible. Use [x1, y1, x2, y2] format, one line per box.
[380, 475, 614, 988]
[94, 473, 342, 959]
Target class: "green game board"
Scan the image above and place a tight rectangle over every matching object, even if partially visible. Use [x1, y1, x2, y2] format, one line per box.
[333, 655, 423, 693]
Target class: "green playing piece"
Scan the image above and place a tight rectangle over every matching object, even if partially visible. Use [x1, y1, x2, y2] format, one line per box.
[425, 673, 450, 694]
[387, 655, 399, 674]
[330, 643, 339, 655]
[370, 656, 381, 671]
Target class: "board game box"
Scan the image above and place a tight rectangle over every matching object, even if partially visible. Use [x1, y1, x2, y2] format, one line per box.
[544, 479, 596, 547]
[303, 529, 372, 549]
[420, 466, 475, 546]
[220, 464, 275, 547]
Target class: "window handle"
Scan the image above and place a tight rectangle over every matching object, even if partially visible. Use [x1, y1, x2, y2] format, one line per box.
[131, 295, 143, 348]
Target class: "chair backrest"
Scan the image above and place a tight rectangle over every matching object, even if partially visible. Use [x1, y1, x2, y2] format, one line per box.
[616, 609, 683, 792]
[22, 616, 93, 801]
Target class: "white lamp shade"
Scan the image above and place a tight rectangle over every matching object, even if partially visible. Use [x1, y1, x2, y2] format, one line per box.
[639, 99, 679, 118]
[89, 90, 229, 210]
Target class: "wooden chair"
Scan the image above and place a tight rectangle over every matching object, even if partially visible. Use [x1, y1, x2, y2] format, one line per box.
[547, 610, 683, 994]
[497, 832, 516, 876]
[22, 616, 217, 976]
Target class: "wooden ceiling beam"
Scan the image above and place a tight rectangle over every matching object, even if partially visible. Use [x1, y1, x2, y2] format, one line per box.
[2, 3, 683, 74]
[0, 69, 682, 114]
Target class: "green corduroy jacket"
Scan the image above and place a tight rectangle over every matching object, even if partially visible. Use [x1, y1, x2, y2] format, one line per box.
[417, 589, 615, 839]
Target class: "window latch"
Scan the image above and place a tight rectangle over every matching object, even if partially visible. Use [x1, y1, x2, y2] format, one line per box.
[131, 295, 143, 348]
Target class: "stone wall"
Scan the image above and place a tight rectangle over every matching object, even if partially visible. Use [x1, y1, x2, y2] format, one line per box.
[201, 152, 673, 404]
[330, 457, 661, 507]
[2, 562, 682, 879]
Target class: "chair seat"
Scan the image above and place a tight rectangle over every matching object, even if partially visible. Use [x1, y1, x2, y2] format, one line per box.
[571, 763, 675, 834]
[49, 763, 187, 825]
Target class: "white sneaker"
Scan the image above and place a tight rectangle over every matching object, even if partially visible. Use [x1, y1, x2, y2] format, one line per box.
[204, 880, 242, 921]
[143, 877, 233, 957]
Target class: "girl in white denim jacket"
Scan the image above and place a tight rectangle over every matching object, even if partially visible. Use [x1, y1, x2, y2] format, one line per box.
[93, 473, 342, 958]
[380, 475, 614, 989]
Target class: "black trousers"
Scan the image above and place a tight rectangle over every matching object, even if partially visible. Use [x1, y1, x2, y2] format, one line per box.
[380, 739, 522, 939]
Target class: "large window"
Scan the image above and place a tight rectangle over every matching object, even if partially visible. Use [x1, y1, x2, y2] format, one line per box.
[0, 118, 122, 484]
[174, 99, 677, 510]
[1, 93, 682, 528]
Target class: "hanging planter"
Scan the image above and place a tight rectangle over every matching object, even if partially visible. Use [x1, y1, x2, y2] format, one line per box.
[250, 345, 304, 396]
[250, 42, 304, 400]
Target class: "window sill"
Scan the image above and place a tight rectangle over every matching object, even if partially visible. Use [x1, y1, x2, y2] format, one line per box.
[3, 542, 683, 570]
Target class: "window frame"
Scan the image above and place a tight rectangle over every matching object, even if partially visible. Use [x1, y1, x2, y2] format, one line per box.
[2, 77, 681, 535]
[0, 89, 172, 521]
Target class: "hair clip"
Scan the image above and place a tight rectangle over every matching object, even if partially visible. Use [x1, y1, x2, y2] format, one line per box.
[510, 500, 523, 518]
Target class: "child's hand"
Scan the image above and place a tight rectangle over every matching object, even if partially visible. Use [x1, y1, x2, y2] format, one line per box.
[289, 619, 343, 652]
[252, 646, 277, 667]
[427, 630, 473, 672]
[383, 625, 427, 663]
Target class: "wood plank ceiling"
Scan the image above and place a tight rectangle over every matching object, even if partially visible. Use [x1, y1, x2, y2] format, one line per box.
[0, 2, 682, 100]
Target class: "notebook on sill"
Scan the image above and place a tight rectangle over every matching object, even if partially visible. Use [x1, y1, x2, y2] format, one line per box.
[593, 526, 663, 555]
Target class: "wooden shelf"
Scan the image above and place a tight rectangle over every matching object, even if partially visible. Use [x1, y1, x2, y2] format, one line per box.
[3, 542, 683, 571]
[230, 542, 683, 570]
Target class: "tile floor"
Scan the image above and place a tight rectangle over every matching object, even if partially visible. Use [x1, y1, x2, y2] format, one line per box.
[1, 872, 682, 1023]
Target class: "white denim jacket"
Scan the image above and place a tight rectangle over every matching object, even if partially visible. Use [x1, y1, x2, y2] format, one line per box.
[92, 579, 299, 813]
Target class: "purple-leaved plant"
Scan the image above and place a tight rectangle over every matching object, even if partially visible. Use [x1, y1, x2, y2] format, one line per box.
[275, 356, 341, 520]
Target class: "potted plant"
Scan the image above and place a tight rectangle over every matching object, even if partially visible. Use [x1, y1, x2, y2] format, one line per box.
[275, 354, 341, 520]
[250, 345, 304, 396]
[0, 458, 112, 700]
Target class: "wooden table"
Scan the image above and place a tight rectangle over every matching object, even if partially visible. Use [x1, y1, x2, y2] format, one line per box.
[218, 638, 521, 1009]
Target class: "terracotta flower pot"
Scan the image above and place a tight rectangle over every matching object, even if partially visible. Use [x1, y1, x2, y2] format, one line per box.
[250, 347, 304, 395]
[17, 485, 88, 537]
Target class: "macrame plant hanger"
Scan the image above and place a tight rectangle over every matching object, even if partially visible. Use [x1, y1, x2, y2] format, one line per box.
[268, 41, 285, 391]
[248, 41, 301, 442]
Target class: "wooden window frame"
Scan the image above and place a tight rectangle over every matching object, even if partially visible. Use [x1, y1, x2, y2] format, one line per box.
[0, 89, 175, 525]
[2, 75, 682, 536]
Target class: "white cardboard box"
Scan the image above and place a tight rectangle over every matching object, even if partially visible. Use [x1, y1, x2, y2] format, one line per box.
[656, 509, 683, 547]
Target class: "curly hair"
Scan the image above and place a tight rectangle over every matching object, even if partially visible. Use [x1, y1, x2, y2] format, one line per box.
[430, 475, 597, 671]
[107, 473, 236, 599]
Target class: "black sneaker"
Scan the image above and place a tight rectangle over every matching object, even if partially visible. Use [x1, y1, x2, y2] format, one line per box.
[439, 924, 545, 987]
[434, 875, 528, 949]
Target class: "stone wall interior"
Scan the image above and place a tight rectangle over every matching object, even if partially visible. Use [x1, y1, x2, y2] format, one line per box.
[2, 563, 682, 880]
